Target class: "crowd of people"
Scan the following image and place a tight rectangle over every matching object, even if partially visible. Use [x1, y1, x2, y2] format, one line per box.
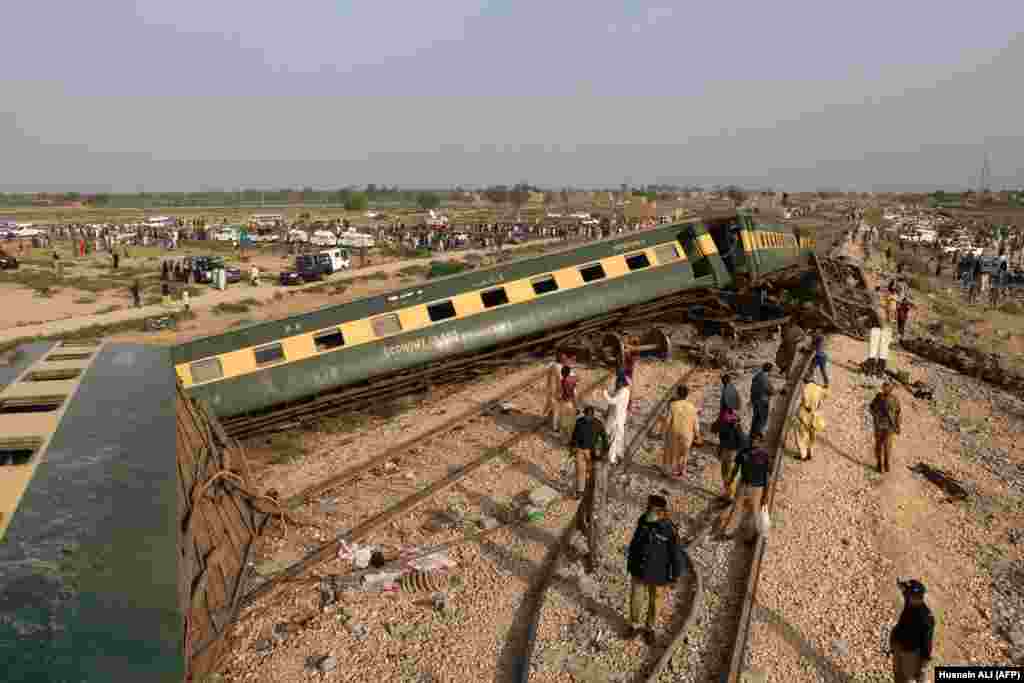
[543, 304, 930, 680]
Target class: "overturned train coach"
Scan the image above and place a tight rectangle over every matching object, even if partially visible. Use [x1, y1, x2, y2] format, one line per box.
[172, 213, 816, 418]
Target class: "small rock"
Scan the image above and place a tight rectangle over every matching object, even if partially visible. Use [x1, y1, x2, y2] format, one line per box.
[315, 655, 338, 673]
[479, 515, 501, 530]
[578, 575, 598, 599]
[431, 592, 447, 612]
[272, 622, 291, 642]
[318, 499, 339, 514]
[253, 638, 273, 652]
[348, 622, 368, 640]
[832, 639, 850, 657]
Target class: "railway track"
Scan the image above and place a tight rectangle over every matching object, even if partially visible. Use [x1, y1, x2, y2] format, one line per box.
[514, 231, 852, 683]
[237, 370, 615, 612]
[517, 344, 819, 683]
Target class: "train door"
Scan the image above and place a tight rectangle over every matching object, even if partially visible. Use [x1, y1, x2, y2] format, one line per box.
[738, 214, 760, 278]
[704, 217, 741, 276]
[677, 226, 721, 285]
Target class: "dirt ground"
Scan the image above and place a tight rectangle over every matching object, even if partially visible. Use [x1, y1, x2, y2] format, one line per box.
[746, 238, 1024, 681]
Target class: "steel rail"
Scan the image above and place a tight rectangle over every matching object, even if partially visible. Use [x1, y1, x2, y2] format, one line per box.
[238, 372, 613, 610]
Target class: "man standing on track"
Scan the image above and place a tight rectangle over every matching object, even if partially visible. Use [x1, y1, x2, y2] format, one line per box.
[716, 374, 743, 501]
[556, 365, 578, 441]
[603, 372, 631, 465]
[546, 351, 569, 431]
[869, 380, 901, 473]
[658, 385, 701, 478]
[624, 494, 683, 645]
[721, 434, 771, 544]
[570, 406, 609, 500]
[749, 363, 775, 441]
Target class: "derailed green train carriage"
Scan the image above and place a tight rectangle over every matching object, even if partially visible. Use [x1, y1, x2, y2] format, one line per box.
[172, 213, 814, 419]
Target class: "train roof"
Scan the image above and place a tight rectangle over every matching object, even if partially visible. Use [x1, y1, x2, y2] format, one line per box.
[0, 342, 182, 681]
[171, 217, 725, 364]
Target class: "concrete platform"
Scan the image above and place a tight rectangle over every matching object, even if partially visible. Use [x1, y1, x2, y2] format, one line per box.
[0, 342, 183, 682]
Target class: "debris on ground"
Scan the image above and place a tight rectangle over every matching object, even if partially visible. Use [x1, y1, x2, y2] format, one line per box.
[908, 462, 969, 500]
[337, 540, 376, 569]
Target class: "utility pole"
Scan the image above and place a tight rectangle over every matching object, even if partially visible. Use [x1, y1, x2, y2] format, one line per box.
[980, 153, 991, 194]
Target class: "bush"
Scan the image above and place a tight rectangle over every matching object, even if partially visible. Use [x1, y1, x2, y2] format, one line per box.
[427, 261, 470, 279]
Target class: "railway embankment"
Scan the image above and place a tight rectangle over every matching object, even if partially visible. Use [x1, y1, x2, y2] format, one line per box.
[746, 262, 1024, 680]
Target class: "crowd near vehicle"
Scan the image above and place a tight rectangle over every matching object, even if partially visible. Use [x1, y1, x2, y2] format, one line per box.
[173, 212, 818, 419]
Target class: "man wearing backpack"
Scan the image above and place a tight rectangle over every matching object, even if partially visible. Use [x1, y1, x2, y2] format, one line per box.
[721, 434, 772, 543]
[624, 495, 683, 645]
[889, 579, 935, 683]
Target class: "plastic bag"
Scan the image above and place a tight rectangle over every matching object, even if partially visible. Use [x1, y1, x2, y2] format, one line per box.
[755, 504, 771, 537]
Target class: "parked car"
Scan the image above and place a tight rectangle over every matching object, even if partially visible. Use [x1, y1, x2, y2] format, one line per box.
[310, 230, 339, 247]
[0, 254, 19, 269]
[295, 255, 327, 281]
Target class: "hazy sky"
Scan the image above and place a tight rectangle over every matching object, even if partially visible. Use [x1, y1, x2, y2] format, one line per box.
[3, 1, 1022, 192]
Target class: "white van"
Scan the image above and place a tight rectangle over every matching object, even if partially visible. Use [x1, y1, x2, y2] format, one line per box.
[317, 248, 351, 273]
[311, 230, 339, 247]
[339, 231, 376, 248]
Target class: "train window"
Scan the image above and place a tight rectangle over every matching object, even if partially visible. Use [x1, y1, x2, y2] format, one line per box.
[190, 358, 223, 383]
[372, 314, 402, 337]
[531, 275, 559, 295]
[625, 253, 651, 271]
[254, 343, 285, 366]
[579, 263, 606, 282]
[481, 287, 510, 308]
[653, 244, 679, 264]
[314, 327, 346, 351]
[427, 300, 457, 322]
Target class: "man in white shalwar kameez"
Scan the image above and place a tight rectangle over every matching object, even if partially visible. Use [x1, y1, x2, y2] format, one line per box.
[603, 373, 631, 464]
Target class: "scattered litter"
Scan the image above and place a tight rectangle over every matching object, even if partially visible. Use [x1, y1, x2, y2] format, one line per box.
[401, 570, 448, 593]
[523, 505, 545, 522]
[337, 540, 377, 569]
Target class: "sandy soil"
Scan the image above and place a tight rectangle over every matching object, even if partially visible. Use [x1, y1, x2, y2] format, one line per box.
[220, 362, 616, 682]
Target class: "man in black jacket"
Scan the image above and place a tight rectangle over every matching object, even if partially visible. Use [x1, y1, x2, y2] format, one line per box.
[624, 495, 683, 644]
[570, 406, 608, 500]
[889, 579, 935, 683]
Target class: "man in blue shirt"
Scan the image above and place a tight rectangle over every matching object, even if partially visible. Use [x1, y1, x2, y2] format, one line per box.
[808, 333, 829, 387]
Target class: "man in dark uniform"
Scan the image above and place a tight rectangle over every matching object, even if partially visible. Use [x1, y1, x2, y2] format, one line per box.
[749, 363, 775, 441]
[569, 406, 608, 500]
[624, 495, 683, 645]
[869, 381, 901, 473]
[889, 579, 935, 683]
